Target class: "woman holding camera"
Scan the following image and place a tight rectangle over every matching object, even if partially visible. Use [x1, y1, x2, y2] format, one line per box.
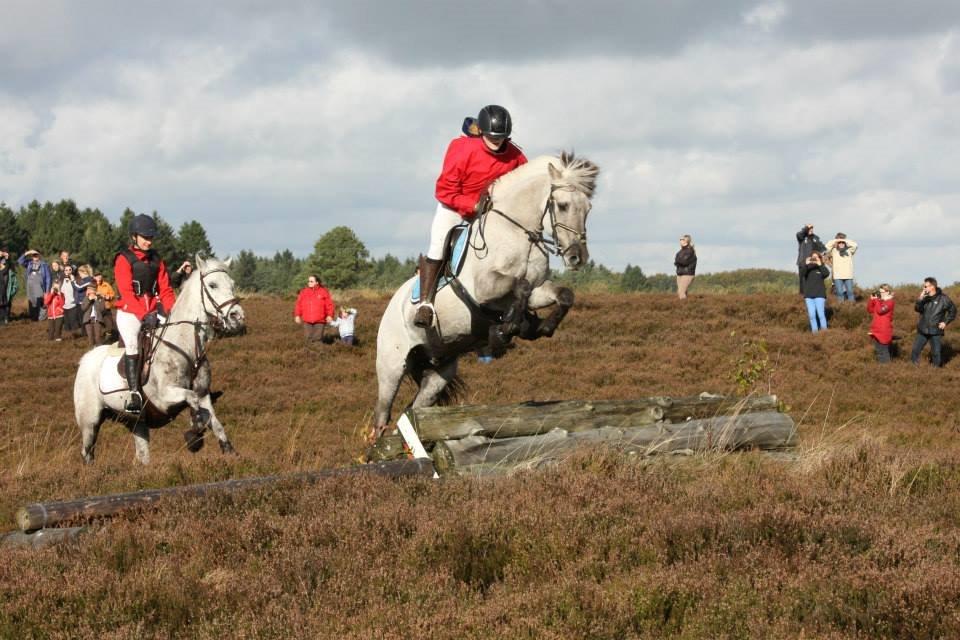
[867, 285, 895, 363]
[800, 252, 830, 333]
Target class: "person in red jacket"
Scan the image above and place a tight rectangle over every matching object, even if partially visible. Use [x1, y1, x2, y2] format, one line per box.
[867, 284, 895, 363]
[114, 214, 177, 412]
[44, 281, 65, 341]
[414, 104, 528, 328]
[294, 274, 334, 342]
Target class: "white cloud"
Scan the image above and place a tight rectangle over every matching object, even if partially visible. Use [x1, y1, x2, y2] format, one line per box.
[743, 1, 789, 32]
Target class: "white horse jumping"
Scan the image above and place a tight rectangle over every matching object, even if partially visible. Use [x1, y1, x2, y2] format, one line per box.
[373, 151, 600, 437]
[73, 256, 246, 464]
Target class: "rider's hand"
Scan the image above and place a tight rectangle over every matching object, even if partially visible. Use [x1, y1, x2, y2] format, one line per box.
[142, 312, 159, 329]
[473, 191, 491, 216]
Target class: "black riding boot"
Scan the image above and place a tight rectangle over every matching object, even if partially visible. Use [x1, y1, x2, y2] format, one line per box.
[414, 256, 443, 328]
[124, 354, 143, 413]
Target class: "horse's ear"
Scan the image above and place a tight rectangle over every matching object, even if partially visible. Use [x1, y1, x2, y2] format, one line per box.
[548, 163, 562, 181]
[222, 256, 233, 269]
[195, 254, 207, 271]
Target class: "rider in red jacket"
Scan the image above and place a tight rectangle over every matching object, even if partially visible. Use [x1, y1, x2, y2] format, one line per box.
[294, 274, 335, 342]
[114, 214, 177, 412]
[414, 105, 527, 328]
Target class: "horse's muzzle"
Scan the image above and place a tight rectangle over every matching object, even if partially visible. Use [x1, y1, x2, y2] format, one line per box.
[220, 306, 247, 336]
[563, 243, 588, 270]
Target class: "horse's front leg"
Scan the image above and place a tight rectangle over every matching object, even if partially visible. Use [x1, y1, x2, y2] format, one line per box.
[524, 280, 575, 339]
[195, 393, 236, 455]
[489, 278, 533, 356]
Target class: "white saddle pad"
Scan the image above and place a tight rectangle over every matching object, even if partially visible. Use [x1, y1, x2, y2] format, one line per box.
[99, 352, 128, 395]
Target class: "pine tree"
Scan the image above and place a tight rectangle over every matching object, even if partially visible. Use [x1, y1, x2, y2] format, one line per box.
[177, 220, 214, 262]
[300, 226, 372, 289]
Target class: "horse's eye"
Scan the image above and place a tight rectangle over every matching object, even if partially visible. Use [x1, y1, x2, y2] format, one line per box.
[558, 202, 568, 211]
[209, 283, 218, 289]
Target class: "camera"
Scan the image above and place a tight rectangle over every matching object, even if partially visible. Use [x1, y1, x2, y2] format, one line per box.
[872, 290, 883, 298]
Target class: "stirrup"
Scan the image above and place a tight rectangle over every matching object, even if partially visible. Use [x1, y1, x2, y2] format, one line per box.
[414, 303, 435, 328]
[126, 390, 143, 413]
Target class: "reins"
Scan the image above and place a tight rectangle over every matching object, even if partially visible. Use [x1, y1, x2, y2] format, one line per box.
[481, 184, 587, 262]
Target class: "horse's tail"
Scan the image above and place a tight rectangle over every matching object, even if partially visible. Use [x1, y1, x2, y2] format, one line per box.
[406, 347, 466, 407]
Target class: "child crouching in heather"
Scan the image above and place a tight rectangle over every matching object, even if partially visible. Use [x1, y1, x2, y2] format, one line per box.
[329, 307, 357, 346]
[867, 284, 895, 363]
[44, 282, 65, 341]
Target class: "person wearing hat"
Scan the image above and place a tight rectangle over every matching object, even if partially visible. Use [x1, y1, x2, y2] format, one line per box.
[114, 214, 176, 412]
[17, 249, 52, 321]
[413, 104, 527, 328]
[0, 249, 19, 324]
[824, 232, 859, 302]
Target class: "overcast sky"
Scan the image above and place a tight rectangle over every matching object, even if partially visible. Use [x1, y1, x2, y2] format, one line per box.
[2, 1, 960, 285]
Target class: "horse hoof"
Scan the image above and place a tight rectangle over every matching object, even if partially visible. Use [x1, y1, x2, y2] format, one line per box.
[184, 428, 205, 453]
[194, 408, 211, 429]
[219, 440, 236, 455]
[82, 452, 95, 465]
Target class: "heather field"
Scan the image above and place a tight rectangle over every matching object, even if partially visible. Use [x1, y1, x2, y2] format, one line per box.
[2, 290, 960, 639]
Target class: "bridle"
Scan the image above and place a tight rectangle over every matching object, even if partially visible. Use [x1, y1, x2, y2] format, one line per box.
[485, 184, 588, 261]
[197, 267, 242, 332]
[146, 267, 243, 384]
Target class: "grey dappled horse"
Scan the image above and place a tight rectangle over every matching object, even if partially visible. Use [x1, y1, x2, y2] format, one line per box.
[73, 256, 245, 464]
[374, 151, 600, 437]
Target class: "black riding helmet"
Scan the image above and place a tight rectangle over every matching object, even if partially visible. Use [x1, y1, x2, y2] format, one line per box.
[477, 105, 512, 140]
[128, 214, 158, 238]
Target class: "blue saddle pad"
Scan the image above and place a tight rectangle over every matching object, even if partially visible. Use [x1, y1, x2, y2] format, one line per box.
[412, 224, 470, 304]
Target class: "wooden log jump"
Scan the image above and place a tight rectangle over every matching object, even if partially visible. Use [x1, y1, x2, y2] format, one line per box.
[408, 394, 780, 443]
[16, 458, 435, 532]
[431, 411, 795, 474]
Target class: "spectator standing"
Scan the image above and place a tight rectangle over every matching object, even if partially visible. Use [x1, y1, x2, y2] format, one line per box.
[61, 264, 81, 337]
[17, 250, 51, 321]
[866, 285, 895, 363]
[59, 250, 76, 273]
[801, 252, 830, 333]
[825, 233, 858, 302]
[294, 274, 334, 342]
[80, 286, 107, 346]
[0, 250, 18, 324]
[329, 307, 358, 345]
[170, 261, 193, 290]
[44, 282, 65, 341]
[93, 272, 116, 339]
[911, 277, 956, 367]
[796, 224, 826, 294]
[49, 260, 63, 286]
[674, 235, 697, 300]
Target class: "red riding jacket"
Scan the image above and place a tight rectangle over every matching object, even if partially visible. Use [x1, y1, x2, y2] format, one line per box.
[434, 136, 527, 217]
[114, 246, 176, 320]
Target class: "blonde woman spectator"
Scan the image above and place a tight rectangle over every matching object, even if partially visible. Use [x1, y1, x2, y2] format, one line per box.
[824, 232, 858, 302]
[674, 235, 697, 300]
[81, 286, 107, 345]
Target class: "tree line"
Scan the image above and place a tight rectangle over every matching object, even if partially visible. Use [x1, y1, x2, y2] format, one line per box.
[1, 199, 800, 295]
[0, 200, 212, 280]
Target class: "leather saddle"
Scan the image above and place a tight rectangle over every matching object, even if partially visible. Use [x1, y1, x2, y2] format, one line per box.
[115, 329, 155, 386]
[411, 224, 471, 304]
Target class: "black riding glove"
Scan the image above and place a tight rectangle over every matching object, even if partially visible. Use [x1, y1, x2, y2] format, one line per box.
[474, 192, 492, 216]
[142, 312, 159, 330]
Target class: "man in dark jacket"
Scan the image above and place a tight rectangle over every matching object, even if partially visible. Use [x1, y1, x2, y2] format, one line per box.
[911, 277, 956, 367]
[796, 224, 826, 293]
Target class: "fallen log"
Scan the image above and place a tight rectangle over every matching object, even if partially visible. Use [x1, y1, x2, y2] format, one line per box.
[408, 394, 779, 443]
[16, 458, 435, 532]
[431, 411, 795, 474]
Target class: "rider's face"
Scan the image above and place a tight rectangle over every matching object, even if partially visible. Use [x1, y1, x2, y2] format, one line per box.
[134, 235, 153, 250]
[482, 135, 505, 151]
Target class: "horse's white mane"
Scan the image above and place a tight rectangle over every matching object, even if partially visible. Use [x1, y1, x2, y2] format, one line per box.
[492, 150, 600, 197]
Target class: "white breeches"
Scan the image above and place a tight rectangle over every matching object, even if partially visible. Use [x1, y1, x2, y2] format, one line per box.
[115, 309, 142, 355]
[427, 202, 464, 260]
